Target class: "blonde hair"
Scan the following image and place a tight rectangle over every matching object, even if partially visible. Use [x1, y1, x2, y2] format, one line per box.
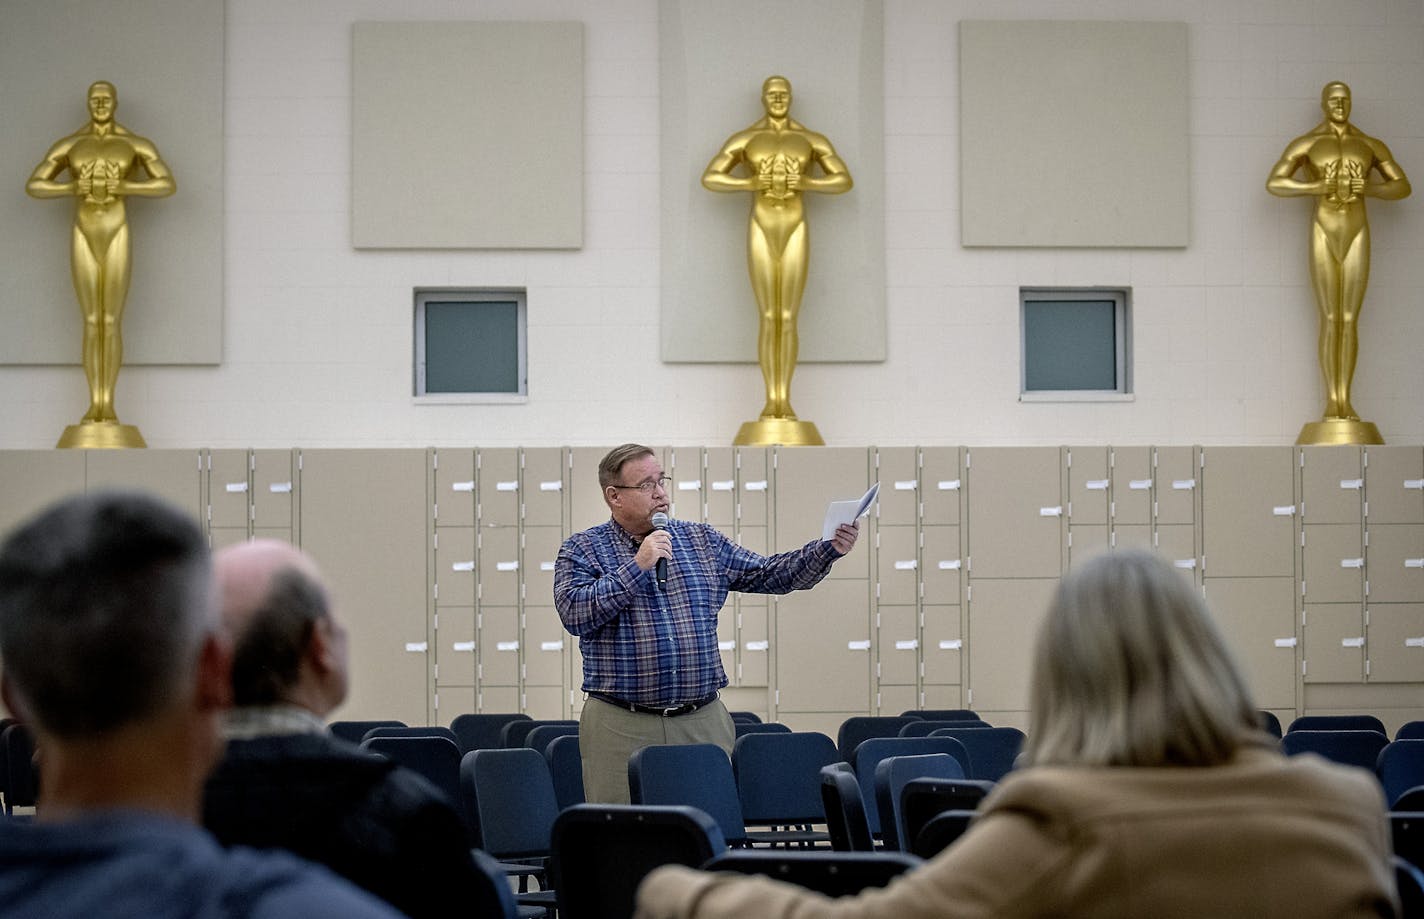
[1023, 550, 1262, 768]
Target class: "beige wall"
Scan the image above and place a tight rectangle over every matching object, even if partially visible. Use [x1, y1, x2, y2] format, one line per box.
[0, 0, 1420, 448]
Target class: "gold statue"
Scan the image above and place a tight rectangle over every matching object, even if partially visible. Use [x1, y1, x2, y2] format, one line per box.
[703, 75, 852, 446]
[1267, 81, 1411, 445]
[26, 80, 176, 449]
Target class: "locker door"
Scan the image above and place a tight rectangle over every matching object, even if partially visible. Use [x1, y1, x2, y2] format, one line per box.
[437, 605, 477, 688]
[774, 579, 871, 713]
[773, 447, 871, 579]
[1111, 446, 1153, 527]
[877, 525, 919, 607]
[921, 448, 963, 527]
[1201, 447, 1296, 578]
[1366, 604, 1424, 683]
[523, 605, 569, 689]
[966, 578, 1057, 713]
[523, 527, 563, 611]
[1113, 525, 1154, 553]
[569, 447, 617, 532]
[207, 449, 251, 532]
[478, 527, 521, 607]
[0, 450, 86, 533]
[1365, 525, 1424, 603]
[479, 608, 521, 687]
[252, 449, 296, 538]
[521, 447, 567, 529]
[1364, 446, 1424, 525]
[739, 604, 770, 687]
[1302, 604, 1364, 684]
[1067, 526, 1110, 570]
[87, 450, 204, 520]
[922, 604, 962, 688]
[704, 448, 736, 528]
[434, 527, 476, 608]
[1067, 446, 1110, 526]
[1154, 446, 1198, 526]
[298, 449, 429, 726]
[1300, 446, 1364, 525]
[877, 605, 919, 687]
[966, 447, 1063, 579]
[1202, 577, 1297, 710]
[670, 447, 706, 524]
[435, 449, 476, 528]
[1302, 524, 1365, 605]
[477, 448, 520, 528]
[1155, 524, 1200, 586]
[921, 526, 963, 607]
[737, 448, 772, 530]
[876, 448, 920, 524]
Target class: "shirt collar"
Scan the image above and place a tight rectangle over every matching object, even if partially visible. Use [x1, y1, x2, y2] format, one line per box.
[222, 704, 329, 740]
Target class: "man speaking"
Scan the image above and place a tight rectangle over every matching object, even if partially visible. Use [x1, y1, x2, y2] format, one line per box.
[554, 443, 859, 803]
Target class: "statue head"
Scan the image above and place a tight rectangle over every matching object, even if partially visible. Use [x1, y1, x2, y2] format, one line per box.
[1320, 81, 1351, 125]
[87, 81, 117, 124]
[761, 75, 792, 119]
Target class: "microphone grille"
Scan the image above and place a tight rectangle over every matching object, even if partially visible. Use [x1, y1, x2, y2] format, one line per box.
[651, 512, 670, 528]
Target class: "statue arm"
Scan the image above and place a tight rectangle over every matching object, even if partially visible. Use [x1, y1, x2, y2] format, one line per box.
[1265, 140, 1327, 198]
[801, 136, 852, 194]
[24, 142, 78, 199]
[1364, 140, 1411, 201]
[701, 135, 758, 193]
[120, 139, 176, 198]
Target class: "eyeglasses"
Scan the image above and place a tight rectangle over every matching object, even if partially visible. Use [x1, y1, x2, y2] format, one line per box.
[609, 475, 671, 494]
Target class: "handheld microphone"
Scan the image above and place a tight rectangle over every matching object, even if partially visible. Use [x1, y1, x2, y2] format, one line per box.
[651, 512, 670, 591]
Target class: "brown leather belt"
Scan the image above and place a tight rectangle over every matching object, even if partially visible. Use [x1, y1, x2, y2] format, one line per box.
[588, 691, 719, 717]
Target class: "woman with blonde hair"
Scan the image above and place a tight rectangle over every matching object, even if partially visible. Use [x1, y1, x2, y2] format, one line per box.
[636, 550, 1398, 918]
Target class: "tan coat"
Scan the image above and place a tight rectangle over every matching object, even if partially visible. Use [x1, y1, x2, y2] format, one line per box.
[636, 747, 1398, 919]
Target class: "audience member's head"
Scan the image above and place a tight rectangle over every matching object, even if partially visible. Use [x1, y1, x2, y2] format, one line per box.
[215, 540, 348, 718]
[1024, 549, 1261, 768]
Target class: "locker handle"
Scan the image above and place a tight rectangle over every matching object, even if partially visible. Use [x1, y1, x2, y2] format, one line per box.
[1404, 479, 1424, 490]
[1040, 506, 1063, 517]
[847, 640, 871, 651]
[1340, 558, 1365, 568]
[539, 481, 562, 491]
[451, 481, 475, 492]
[496, 561, 519, 572]
[938, 480, 961, 491]
[268, 482, 293, 494]
[894, 640, 919, 650]
[1272, 637, 1297, 648]
[451, 641, 475, 652]
[224, 481, 248, 493]
[1129, 479, 1152, 490]
[1405, 637, 1424, 648]
[894, 559, 918, 570]
[718, 640, 736, 651]
[745, 641, 769, 652]
[1340, 637, 1365, 648]
[541, 641, 564, 652]
[540, 561, 556, 571]
[404, 642, 428, 653]
[1406, 559, 1424, 569]
[496, 641, 519, 652]
[1085, 479, 1109, 490]
[711, 480, 735, 491]
[496, 480, 518, 492]
[745, 480, 768, 491]
[937, 559, 962, 570]
[1272, 505, 1296, 516]
[451, 561, 475, 572]
[938, 639, 963, 651]
[677, 480, 701, 491]
[894, 480, 917, 490]
[1339, 479, 1363, 490]
[1172, 479, 1195, 490]
[1174, 559, 1196, 569]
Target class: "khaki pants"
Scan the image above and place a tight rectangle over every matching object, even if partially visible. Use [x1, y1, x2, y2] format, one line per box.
[579, 695, 735, 804]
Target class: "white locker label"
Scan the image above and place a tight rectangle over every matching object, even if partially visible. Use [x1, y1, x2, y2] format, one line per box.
[1129, 479, 1152, 490]
[894, 480, 917, 490]
[224, 482, 248, 493]
[894, 560, 918, 570]
[540, 561, 556, 571]
[269, 482, 293, 493]
[496, 481, 518, 492]
[539, 481, 562, 491]
[451, 641, 475, 652]
[847, 640, 871, 651]
[496, 561, 519, 572]
[1174, 559, 1196, 569]
[1085, 480, 1109, 490]
[677, 480, 701, 491]
[1404, 480, 1424, 490]
[1339, 479, 1363, 490]
[745, 480, 768, 491]
[894, 640, 919, 651]
[451, 561, 475, 572]
[718, 641, 736, 651]
[541, 641, 564, 652]
[1340, 558, 1364, 569]
[712, 480, 734, 491]
[937, 560, 962, 570]
[1040, 506, 1063, 517]
[745, 641, 769, 652]
[1340, 637, 1365, 648]
[1405, 637, 1424, 648]
[452, 481, 475, 492]
[1405, 559, 1424, 569]
[938, 480, 961, 491]
[1273, 637, 1297, 648]
[938, 639, 963, 651]
[1172, 479, 1195, 490]
[1272, 505, 1296, 516]
[405, 642, 428, 653]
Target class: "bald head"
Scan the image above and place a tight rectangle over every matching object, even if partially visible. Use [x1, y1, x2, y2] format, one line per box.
[213, 540, 346, 714]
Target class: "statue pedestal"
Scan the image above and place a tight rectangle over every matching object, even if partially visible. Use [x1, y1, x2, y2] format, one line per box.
[57, 421, 147, 449]
[1296, 418, 1383, 446]
[733, 417, 824, 447]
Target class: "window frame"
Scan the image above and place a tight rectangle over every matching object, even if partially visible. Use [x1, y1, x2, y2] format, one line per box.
[413, 287, 528, 404]
[1019, 287, 1133, 403]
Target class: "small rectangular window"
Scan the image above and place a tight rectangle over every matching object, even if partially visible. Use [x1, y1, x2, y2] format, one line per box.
[1020, 288, 1132, 401]
[414, 289, 527, 402]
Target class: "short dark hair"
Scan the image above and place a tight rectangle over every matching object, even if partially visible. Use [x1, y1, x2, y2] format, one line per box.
[598, 444, 655, 490]
[230, 565, 330, 706]
[0, 490, 212, 739]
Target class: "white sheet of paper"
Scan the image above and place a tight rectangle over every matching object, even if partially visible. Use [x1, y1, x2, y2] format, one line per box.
[822, 482, 880, 540]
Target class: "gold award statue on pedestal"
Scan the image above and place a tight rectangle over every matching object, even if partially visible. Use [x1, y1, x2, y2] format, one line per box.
[702, 76, 852, 446]
[26, 81, 176, 449]
[1267, 81, 1411, 445]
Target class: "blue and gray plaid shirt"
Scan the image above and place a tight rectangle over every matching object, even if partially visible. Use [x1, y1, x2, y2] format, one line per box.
[554, 517, 841, 706]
